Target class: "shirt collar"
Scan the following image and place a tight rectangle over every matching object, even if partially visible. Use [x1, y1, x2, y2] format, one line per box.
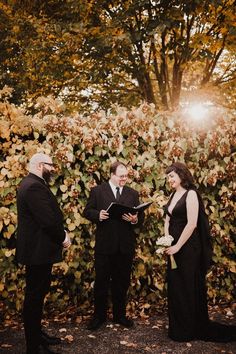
[109, 180, 123, 196]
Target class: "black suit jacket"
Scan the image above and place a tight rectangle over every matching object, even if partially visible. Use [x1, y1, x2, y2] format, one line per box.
[83, 182, 143, 255]
[16, 173, 65, 265]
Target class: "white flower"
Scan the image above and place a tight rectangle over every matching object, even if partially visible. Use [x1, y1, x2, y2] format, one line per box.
[155, 235, 177, 269]
[156, 248, 165, 254]
[156, 235, 174, 247]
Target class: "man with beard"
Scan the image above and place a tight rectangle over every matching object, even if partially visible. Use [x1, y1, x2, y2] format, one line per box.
[16, 153, 71, 354]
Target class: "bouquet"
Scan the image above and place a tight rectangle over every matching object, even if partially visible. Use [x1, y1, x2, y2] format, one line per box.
[156, 235, 177, 269]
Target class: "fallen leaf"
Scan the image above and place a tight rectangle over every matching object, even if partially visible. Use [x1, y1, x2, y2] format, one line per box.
[152, 325, 161, 329]
[1, 344, 12, 348]
[64, 334, 74, 343]
[120, 341, 137, 348]
[75, 316, 82, 324]
[126, 342, 137, 348]
[120, 341, 128, 345]
[59, 328, 67, 333]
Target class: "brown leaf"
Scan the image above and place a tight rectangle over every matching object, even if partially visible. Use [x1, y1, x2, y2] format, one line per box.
[64, 334, 74, 343]
[1, 344, 12, 348]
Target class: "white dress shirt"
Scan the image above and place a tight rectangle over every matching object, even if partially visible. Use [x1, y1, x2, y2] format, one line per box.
[109, 180, 137, 224]
[109, 180, 123, 199]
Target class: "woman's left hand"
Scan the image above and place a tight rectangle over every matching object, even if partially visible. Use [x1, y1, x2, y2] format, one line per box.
[165, 244, 180, 255]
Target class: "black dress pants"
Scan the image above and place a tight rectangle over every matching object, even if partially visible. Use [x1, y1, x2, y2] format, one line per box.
[94, 252, 133, 320]
[23, 264, 52, 352]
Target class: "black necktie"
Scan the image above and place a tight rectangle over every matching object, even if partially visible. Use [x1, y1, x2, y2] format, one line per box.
[116, 187, 121, 201]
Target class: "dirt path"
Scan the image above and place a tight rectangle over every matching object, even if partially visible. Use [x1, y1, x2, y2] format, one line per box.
[0, 310, 235, 354]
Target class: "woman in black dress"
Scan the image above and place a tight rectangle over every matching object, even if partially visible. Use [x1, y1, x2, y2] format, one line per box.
[164, 162, 235, 342]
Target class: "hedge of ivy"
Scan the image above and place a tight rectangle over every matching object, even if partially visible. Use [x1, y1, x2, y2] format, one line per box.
[0, 88, 235, 317]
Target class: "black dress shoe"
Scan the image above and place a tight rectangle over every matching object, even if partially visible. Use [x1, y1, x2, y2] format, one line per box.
[87, 317, 106, 330]
[27, 343, 60, 354]
[113, 316, 134, 328]
[41, 330, 61, 345]
[39, 344, 60, 354]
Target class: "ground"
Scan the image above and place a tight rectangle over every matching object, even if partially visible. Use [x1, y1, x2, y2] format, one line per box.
[0, 307, 235, 354]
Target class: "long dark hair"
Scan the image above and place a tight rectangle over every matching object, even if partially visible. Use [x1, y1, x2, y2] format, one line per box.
[166, 162, 195, 190]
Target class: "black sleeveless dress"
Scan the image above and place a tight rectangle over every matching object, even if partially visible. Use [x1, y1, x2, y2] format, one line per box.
[165, 190, 236, 342]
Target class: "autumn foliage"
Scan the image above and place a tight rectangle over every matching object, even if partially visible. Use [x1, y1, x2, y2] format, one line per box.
[0, 87, 235, 318]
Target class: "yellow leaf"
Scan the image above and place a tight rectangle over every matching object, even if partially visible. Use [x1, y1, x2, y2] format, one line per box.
[68, 223, 76, 231]
[7, 224, 15, 236]
[60, 185, 68, 192]
[74, 271, 81, 280]
[229, 264, 236, 273]
[5, 249, 15, 257]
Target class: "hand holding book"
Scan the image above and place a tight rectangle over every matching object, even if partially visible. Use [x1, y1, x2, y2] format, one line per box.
[122, 212, 138, 224]
[106, 201, 152, 220]
[99, 209, 109, 221]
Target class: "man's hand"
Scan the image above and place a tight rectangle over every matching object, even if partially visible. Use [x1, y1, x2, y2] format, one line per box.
[122, 212, 138, 224]
[62, 231, 71, 248]
[99, 209, 109, 221]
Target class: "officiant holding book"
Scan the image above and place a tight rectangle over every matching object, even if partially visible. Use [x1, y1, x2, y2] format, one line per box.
[83, 161, 144, 330]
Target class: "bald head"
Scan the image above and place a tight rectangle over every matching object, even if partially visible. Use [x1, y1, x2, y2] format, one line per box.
[29, 153, 51, 170]
[28, 153, 54, 179]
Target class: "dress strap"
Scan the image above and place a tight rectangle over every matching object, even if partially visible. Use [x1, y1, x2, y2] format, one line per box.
[164, 192, 175, 216]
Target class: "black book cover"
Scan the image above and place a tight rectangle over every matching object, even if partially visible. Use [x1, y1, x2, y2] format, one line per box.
[106, 201, 152, 219]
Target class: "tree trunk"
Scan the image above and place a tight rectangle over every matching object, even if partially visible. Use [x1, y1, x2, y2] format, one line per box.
[171, 61, 183, 109]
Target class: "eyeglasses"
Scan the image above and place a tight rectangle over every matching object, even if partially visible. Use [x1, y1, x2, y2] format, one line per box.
[115, 174, 128, 179]
[40, 162, 55, 167]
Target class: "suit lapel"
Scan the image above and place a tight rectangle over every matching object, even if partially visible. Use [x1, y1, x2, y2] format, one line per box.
[103, 182, 116, 202]
[119, 186, 130, 204]
[102, 183, 131, 204]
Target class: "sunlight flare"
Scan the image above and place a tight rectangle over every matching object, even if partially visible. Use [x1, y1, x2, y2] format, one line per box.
[187, 103, 209, 120]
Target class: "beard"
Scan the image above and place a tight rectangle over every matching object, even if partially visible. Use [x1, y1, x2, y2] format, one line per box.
[42, 168, 53, 183]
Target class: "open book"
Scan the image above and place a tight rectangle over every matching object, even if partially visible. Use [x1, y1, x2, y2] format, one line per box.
[106, 201, 152, 219]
